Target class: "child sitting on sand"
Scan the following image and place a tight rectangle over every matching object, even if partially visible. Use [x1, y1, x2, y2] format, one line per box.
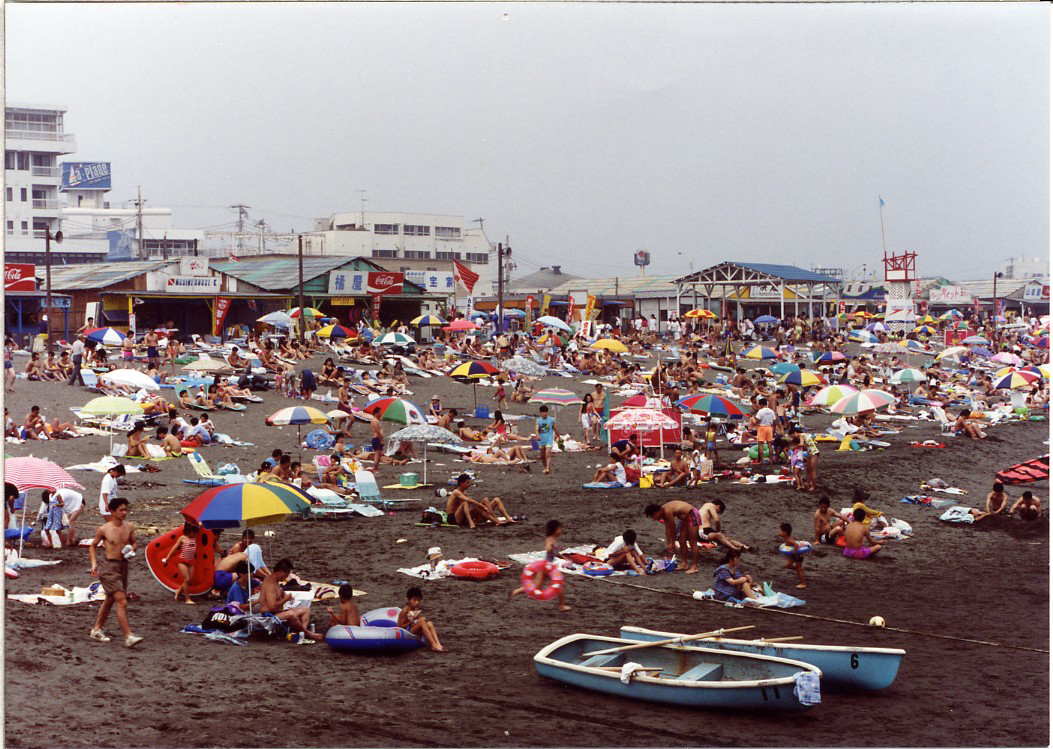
[398, 586, 446, 652]
[843, 508, 883, 560]
[778, 522, 808, 589]
[327, 583, 361, 626]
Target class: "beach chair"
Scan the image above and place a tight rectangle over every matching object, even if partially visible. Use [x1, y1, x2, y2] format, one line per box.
[931, 406, 956, 435]
[354, 470, 382, 504]
[313, 454, 332, 481]
[183, 452, 246, 486]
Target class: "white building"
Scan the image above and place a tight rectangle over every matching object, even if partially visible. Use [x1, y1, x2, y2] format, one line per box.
[307, 211, 495, 292]
[4, 103, 77, 263]
[1000, 256, 1049, 280]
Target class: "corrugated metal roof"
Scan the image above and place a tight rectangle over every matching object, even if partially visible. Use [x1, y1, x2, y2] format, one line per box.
[547, 275, 679, 297]
[210, 257, 357, 291]
[736, 263, 842, 283]
[44, 260, 178, 291]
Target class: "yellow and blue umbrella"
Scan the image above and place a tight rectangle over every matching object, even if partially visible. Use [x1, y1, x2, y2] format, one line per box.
[447, 360, 499, 379]
[741, 345, 778, 360]
[992, 370, 1040, 390]
[317, 324, 356, 339]
[410, 314, 447, 327]
[913, 325, 938, 335]
[181, 481, 313, 530]
[778, 370, 825, 387]
[265, 406, 329, 426]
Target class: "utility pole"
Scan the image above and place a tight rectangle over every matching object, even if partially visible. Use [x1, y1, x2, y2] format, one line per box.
[297, 234, 306, 344]
[230, 204, 250, 255]
[44, 228, 62, 341]
[134, 187, 146, 259]
[993, 271, 1003, 347]
[496, 242, 504, 337]
[256, 219, 266, 255]
[161, 234, 168, 260]
[356, 190, 367, 228]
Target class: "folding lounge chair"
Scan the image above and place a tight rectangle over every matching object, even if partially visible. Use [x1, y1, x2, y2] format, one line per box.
[183, 452, 246, 486]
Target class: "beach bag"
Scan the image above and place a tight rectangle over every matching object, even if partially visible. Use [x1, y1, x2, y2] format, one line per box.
[144, 443, 166, 460]
[639, 475, 654, 489]
[419, 509, 447, 525]
[110, 444, 128, 457]
[202, 604, 246, 633]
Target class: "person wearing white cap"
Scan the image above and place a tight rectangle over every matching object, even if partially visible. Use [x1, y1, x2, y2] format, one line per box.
[427, 547, 443, 570]
[428, 396, 443, 420]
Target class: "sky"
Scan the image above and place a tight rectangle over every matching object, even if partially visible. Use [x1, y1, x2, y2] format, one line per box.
[6, 2, 1049, 281]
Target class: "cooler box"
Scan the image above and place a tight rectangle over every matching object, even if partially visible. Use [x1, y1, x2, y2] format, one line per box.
[474, 404, 490, 419]
[399, 472, 419, 487]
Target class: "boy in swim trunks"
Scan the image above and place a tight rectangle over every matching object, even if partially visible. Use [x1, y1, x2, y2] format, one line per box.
[645, 500, 705, 574]
[1010, 491, 1042, 522]
[843, 507, 883, 559]
[698, 499, 750, 554]
[778, 522, 807, 589]
[327, 583, 361, 626]
[88, 498, 143, 647]
[813, 497, 848, 544]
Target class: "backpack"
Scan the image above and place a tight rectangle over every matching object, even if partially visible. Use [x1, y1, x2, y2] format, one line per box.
[201, 604, 246, 633]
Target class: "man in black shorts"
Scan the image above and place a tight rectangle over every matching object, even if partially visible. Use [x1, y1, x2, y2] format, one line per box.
[369, 408, 384, 473]
[813, 497, 848, 544]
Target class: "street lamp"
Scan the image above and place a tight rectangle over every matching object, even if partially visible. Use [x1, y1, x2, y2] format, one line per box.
[44, 228, 62, 342]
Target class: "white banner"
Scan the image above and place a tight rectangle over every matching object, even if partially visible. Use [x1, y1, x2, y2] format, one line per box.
[1023, 283, 1050, 301]
[405, 270, 456, 293]
[928, 286, 972, 304]
[165, 275, 220, 293]
[885, 299, 917, 322]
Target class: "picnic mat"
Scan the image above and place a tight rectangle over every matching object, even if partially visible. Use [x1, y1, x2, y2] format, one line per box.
[397, 557, 486, 581]
[8, 582, 106, 606]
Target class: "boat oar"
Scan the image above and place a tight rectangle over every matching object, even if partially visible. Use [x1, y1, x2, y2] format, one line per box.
[594, 666, 663, 673]
[756, 636, 804, 643]
[583, 626, 755, 657]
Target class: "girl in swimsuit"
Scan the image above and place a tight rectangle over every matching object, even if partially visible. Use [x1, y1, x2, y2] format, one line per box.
[163, 523, 201, 604]
[508, 519, 571, 611]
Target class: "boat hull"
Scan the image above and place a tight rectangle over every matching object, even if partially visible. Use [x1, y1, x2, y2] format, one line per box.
[534, 633, 819, 712]
[619, 626, 904, 691]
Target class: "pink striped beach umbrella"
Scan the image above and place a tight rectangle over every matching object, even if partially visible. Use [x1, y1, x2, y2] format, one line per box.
[829, 389, 896, 414]
[4, 457, 83, 492]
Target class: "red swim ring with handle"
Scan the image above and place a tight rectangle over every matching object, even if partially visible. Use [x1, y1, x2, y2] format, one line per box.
[521, 559, 564, 600]
[451, 560, 500, 580]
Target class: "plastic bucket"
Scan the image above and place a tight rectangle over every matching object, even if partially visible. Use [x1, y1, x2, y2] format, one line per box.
[399, 472, 419, 487]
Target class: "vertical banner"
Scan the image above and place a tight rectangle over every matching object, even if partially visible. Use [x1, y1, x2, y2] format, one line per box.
[541, 294, 551, 318]
[567, 296, 576, 323]
[584, 294, 596, 323]
[525, 295, 535, 327]
[214, 297, 231, 336]
[838, 301, 846, 314]
[128, 313, 137, 335]
[465, 296, 475, 319]
[372, 293, 383, 319]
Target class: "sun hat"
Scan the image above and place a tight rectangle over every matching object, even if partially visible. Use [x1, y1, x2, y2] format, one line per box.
[426, 546, 443, 560]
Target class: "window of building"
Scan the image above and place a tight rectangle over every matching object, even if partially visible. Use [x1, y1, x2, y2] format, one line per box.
[435, 226, 461, 239]
[6, 221, 13, 235]
[21, 221, 28, 235]
[465, 252, 489, 263]
[4, 151, 15, 170]
[436, 251, 462, 261]
[374, 224, 400, 235]
[403, 224, 430, 236]
[372, 249, 398, 259]
[404, 250, 431, 259]
[20, 188, 27, 202]
[5, 187, 11, 202]
[16, 153, 29, 171]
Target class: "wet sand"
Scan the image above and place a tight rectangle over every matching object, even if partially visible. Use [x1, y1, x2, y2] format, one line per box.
[3, 355, 1048, 747]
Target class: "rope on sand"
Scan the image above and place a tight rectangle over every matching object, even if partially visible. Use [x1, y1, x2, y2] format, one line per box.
[604, 579, 1050, 654]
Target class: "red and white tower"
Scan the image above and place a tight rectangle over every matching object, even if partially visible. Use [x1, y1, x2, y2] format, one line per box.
[883, 250, 918, 333]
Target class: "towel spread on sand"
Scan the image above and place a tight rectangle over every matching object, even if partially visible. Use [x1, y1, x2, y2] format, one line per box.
[397, 557, 482, 581]
[939, 506, 975, 524]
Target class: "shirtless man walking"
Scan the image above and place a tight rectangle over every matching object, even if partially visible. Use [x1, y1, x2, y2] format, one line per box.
[88, 498, 143, 647]
[368, 409, 384, 473]
[142, 329, 161, 370]
[257, 558, 323, 640]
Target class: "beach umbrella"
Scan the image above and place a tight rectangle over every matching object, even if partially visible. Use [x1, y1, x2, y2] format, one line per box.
[684, 308, 717, 319]
[991, 352, 1024, 367]
[853, 311, 875, 319]
[890, 368, 927, 385]
[387, 424, 464, 485]
[80, 396, 145, 450]
[829, 389, 896, 415]
[537, 332, 570, 346]
[864, 322, 890, 333]
[410, 314, 447, 327]
[257, 311, 294, 328]
[848, 330, 880, 344]
[502, 356, 548, 378]
[996, 365, 1041, 378]
[100, 368, 160, 392]
[1027, 335, 1048, 349]
[741, 345, 778, 360]
[917, 315, 937, 324]
[807, 384, 859, 407]
[84, 327, 126, 346]
[898, 339, 928, 354]
[963, 335, 990, 346]
[753, 315, 778, 324]
[768, 362, 801, 375]
[443, 320, 480, 332]
[447, 359, 500, 408]
[992, 371, 1040, 390]
[289, 307, 324, 319]
[529, 388, 583, 407]
[266, 405, 330, 458]
[1038, 364, 1052, 379]
[591, 339, 627, 353]
[813, 350, 848, 364]
[536, 316, 571, 332]
[4, 457, 84, 561]
[604, 408, 678, 459]
[778, 369, 825, 387]
[373, 332, 414, 347]
[913, 325, 939, 336]
[676, 394, 751, 419]
[935, 346, 968, 361]
[362, 397, 427, 426]
[938, 310, 964, 321]
[316, 324, 356, 339]
[326, 409, 352, 422]
[182, 358, 233, 373]
[873, 342, 905, 355]
[621, 394, 667, 409]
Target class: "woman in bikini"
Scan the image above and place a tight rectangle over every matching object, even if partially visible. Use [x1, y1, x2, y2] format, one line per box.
[163, 523, 202, 604]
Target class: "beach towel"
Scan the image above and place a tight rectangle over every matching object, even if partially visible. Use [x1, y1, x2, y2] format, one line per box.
[901, 495, 958, 509]
[794, 671, 822, 706]
[581, 481, 635, 489]
[939, 506, 975, 524]
[7, 582, 104, 605]
[398, 557, 484, 581]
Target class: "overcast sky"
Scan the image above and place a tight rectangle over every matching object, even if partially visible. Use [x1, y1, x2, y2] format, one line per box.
[6, 2, 1049, 281]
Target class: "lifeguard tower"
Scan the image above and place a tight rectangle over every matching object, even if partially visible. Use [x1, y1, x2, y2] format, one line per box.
[883, 250, 918, 334]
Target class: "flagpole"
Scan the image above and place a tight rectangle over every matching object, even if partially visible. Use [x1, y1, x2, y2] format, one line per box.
[878, 196, 888, 261]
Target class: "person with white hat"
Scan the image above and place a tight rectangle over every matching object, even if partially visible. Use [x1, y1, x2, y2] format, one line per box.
[427, 547, 443, 571]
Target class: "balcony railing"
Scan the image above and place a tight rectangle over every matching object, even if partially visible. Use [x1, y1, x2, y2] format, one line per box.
[5, 129, 74, 142]
[30, 166, 61, 177]
[32, 199, 60, 210]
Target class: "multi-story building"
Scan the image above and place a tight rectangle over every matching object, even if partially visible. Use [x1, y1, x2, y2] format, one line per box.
[4, 103, 77, 263]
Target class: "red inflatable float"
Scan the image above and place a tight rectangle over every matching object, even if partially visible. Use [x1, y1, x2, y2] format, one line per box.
[146, 526, 216, 595]
[521, 559, 564, 600]
[451, 561, 500, 580]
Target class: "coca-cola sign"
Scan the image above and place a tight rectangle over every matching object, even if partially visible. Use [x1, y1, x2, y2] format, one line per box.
[367, 272, 403, 295]
[5, 263, 36, 292]
[328, 271, 404, 296]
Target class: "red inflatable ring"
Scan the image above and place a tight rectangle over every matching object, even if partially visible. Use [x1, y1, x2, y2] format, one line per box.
[521, 559, 564, 600]
[451, 561, 500, 580]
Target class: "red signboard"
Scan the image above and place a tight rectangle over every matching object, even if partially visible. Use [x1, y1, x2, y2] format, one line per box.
[5, 263, 36, 292]
[372, 292, 383, 318]
[367, 272, 403, 295]
[213, 297, 231, 336]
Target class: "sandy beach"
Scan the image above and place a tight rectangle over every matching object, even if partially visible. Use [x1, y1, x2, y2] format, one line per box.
[3, 355, 1048, 748]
